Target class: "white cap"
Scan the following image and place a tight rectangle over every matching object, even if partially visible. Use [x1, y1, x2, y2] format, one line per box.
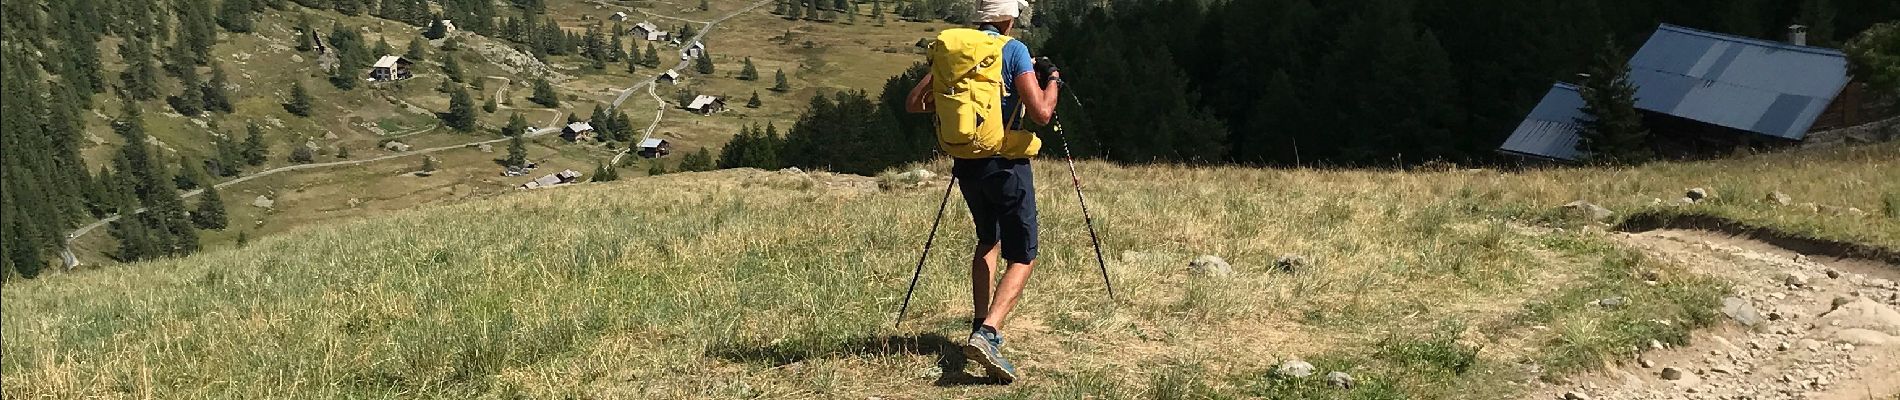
[975, 0, 1030, 23]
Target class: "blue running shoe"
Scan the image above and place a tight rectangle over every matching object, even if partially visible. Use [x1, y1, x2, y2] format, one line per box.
[962, 326, 1018, 384]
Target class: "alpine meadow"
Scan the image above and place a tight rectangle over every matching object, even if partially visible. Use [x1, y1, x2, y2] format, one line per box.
[4, 0, 1900, 399]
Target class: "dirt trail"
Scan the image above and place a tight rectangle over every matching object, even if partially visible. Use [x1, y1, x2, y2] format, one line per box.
[1538, 229, 1900, 400]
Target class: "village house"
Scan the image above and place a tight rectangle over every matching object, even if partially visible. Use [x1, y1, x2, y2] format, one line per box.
[638, 138, 672, 158]
[440, 20, 457, 33]
[684, 42, 706, 59]
[1500, 24, 1869, 162]
[368, 56, 414, 81]
[630, 21, 667, 42]
[610, 12, 629, 21]
[561, 122, 596, 142]
[657, 70, 681, 84]
[521, 169, 583, 189]
[685, 95, 726, 115]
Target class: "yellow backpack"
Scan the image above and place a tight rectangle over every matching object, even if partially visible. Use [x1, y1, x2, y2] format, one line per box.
[927, 28, 1011, 159]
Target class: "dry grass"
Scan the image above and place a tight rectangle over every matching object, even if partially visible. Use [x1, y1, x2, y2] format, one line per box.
[6, 143, 1896, 399]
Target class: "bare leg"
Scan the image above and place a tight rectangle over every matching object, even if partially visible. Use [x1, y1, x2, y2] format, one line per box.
[982, 260, 1034, 331]
[971, 244, 1000, 322]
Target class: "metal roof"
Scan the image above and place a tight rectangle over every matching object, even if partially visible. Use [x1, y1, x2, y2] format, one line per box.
[1499, 83, 1589, 161]
[1627, 24, 1850, 140]
[1498, 24, 1852, 160]
[566, 122, 593, 132]
[639, 138, 666, 148]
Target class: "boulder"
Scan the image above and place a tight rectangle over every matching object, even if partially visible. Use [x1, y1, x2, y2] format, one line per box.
[1274, 359, 1315, 378]
[251, 195, 275, 208]
[1189, 255, 1233, 277]
[1685, 188, 1714, 202]
[478, 143, 493, 153]
[1816, 298, 1900, 336]
[1720, 297, 1764, 326]
[1561, 200, 1615, 222]
[383, 141, 412, 152]
[1325, 371, 1355, 389]
[1784, 271, 1811, 288]
[1660, 367, 1685, 380]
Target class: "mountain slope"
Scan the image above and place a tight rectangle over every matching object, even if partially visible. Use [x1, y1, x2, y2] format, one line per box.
[4, 143, 1897, 398]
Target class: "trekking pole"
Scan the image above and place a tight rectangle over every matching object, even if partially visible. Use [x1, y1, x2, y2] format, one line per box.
[895, 176, 959, 328]
[1051, 117, 1117, 304]
[1039, 60, 1117, 304]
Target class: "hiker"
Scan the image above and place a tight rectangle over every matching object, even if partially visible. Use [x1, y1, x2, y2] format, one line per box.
[904, 0, 1061, 384]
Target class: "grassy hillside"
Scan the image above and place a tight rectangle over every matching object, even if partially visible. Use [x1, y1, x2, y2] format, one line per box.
[5, 143, 1896, 398]
[62, 0, 953, 263]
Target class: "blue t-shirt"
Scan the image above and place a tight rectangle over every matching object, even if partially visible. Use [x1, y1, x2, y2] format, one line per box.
[983, 27, 1035, 130]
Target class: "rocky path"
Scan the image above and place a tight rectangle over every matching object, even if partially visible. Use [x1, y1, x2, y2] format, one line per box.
[1540, 229, 1900, 400]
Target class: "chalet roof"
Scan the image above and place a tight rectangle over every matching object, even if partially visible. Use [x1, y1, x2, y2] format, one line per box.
[566, 122, 594, 132]
[372, 56, 411, 69]
[686, 95, 723, 110]
[639, 138, 667, 148]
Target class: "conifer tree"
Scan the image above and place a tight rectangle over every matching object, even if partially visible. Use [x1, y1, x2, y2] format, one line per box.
[644, 43, 660, 67]
[424, 19, 450, 40]
[505, 135, 529, 167]
[286, 80, 314, 116]
[592, 160, 620, 181]
[771, 69, 790, 92]
[192, 185, 228, 230]
[505, 112, 528, 137]
[241, 122, 269, 165]
[647, 160, 667, 176]
[445, 85, 477, 131]
[218, 0, 255, 32]
[747, 91, 762, 108]
[739, 57, 759, 80]
[203, 63, 235, 113]
[530, 77, 560, 107]
[1575, 38, 1652, 164]
[421, 156, 437, 172]
[694, 51, 715, 74]
[406, 38, 428, 60]
[170, 68, 205, 116]
[442, 52, 465, 82]
[119, 39, 162, 100]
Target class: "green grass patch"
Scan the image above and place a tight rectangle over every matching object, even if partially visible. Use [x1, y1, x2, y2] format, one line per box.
[1513, 234, 1725, 378]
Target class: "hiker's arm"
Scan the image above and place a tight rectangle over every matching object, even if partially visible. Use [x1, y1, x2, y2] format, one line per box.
[906, 73, 934, 114]
[1014, 70, 1060, 126]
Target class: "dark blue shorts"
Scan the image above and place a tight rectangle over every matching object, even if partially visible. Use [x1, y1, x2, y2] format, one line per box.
[953, 158, 1038, 264]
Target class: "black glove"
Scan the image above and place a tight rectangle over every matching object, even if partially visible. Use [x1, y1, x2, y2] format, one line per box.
[1033, 57, 1060, 86]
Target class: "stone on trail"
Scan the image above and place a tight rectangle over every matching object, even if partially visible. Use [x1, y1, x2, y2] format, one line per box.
[1561, 200, 1614, 222]
[1274, 359, 1315, 378]
[1720, 297, 1764, 326]
[1783, 271, 1810, 288]
[1660, 367, 1685, 380]
[1324, 371, 1355, 389]
[1189, 255, 1233, 277]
